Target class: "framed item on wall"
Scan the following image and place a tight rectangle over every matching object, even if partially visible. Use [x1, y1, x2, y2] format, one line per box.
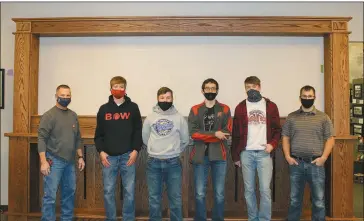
[0, 69, 4, 109]
[353, 84, 363, 99]
[353, 104, 364, 118]
[349, 42, 363, 83]
[353, 124, 363, 136]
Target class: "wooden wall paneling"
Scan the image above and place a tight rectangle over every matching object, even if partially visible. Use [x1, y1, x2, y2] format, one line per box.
[28, 116, 321, 217]
[13, 33, 31, 133]
[38, 162, 43, 210]
[18, 16, 342, 36]
[30, 116, 292, 141]
[93, 148, 105, 209]
[271, 146, 290, 214]
[330, 33, 350, 135]
[134, 149, 149, 216]
[85, 145, 98, 209]
[331, 139, 355, 218]
[29, 35, 39, 116]
[6, 16, 356, 220]
[223, 147, 247, 217]
[75, 146, 86, 209]
[9, 26, 39, 220]
[181, 148, 190, 218]
[29, 144, 40, 213]
[30, 115, 96, 135]
[324, 28, 353, 218]
[8, 138, 28, 221]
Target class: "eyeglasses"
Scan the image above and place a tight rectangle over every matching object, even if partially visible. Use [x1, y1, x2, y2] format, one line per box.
[301, 95, 315, 99]
[204, 87, 217, 92]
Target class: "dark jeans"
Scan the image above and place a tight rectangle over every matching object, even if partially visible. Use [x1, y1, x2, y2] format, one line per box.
[287, 159, 326, 221]
[146, 156, 182, 221]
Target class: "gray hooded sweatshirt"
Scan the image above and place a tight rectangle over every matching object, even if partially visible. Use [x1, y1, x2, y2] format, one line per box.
[142, 105, 190, 159]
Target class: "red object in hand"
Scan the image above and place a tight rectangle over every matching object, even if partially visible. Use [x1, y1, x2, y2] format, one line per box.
[46, 158, 53, 166]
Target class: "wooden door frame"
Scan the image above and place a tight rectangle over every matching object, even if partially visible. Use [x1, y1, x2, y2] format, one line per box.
[4, 16, 357, 220]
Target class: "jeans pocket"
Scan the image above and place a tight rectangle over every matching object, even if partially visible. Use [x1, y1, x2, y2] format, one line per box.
[170, 157, 181, 165]
[147, 157, 154, 164]
[312, 164, 325, 182]
[101, 156, 114, 168]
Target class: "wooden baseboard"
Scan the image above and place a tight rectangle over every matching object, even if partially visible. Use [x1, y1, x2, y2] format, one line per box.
[4, 212, 363, 221]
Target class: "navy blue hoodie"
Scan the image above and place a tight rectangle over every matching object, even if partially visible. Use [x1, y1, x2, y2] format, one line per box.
[94, 95, 143, 156]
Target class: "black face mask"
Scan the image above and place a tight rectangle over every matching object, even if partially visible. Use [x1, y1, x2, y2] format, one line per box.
[301, 98, 315, 109]
[247, 89, 262, 102]
[158, 101, 173, 111]
[204, 93, 217, 101]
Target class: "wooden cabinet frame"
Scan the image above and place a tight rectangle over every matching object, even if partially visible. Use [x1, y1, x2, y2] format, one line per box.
[4, 16, 358, 220]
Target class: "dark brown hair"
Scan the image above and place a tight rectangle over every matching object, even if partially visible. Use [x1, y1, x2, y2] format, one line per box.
[300, 85, 316, 96]
[56, 84, 70, 92]
[244, 76, 261, 86]
[201, 78, 219, 91]
[157, 87, 173, 98]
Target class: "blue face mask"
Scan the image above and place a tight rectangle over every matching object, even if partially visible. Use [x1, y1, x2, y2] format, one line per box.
[247, 89, 262, 102]
[57, 97, 71, 107]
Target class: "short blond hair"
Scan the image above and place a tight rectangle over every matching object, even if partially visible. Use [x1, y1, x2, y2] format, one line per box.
[110, 76, 127, 88]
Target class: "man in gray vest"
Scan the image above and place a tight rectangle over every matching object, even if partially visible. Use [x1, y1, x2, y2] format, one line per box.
[282, 85, 335, 221]
[38, 84, 86, 221]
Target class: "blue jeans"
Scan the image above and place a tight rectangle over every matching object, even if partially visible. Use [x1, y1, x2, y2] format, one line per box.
[287, 160, 326, 221]
[102, 151, 136, 221]
[41, 152, 76, 221]
[193, 156, 227, 221]
[146, 156, 182, 221]
[240, 150, 272, 221]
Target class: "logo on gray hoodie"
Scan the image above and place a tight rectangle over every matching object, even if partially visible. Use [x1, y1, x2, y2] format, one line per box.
[152, 119, 174, 136]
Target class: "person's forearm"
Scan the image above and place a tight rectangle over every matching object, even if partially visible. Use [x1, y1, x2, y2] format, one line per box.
[321, 137, 335, 159]
[77, 149, 83, 158]
[39, 152, 47, 164]
[282, 136, 291, 159]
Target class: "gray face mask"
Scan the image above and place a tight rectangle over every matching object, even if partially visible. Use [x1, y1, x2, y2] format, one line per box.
[247, 89, 262, 102]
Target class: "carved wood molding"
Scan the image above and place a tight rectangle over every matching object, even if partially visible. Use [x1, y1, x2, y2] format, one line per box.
[332, 21, 349, 32]
[6, 15, 354, 220]
[15, 22, 31, 33]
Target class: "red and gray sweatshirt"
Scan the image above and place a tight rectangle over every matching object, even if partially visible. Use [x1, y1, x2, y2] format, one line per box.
[188, 101, 233, 164]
